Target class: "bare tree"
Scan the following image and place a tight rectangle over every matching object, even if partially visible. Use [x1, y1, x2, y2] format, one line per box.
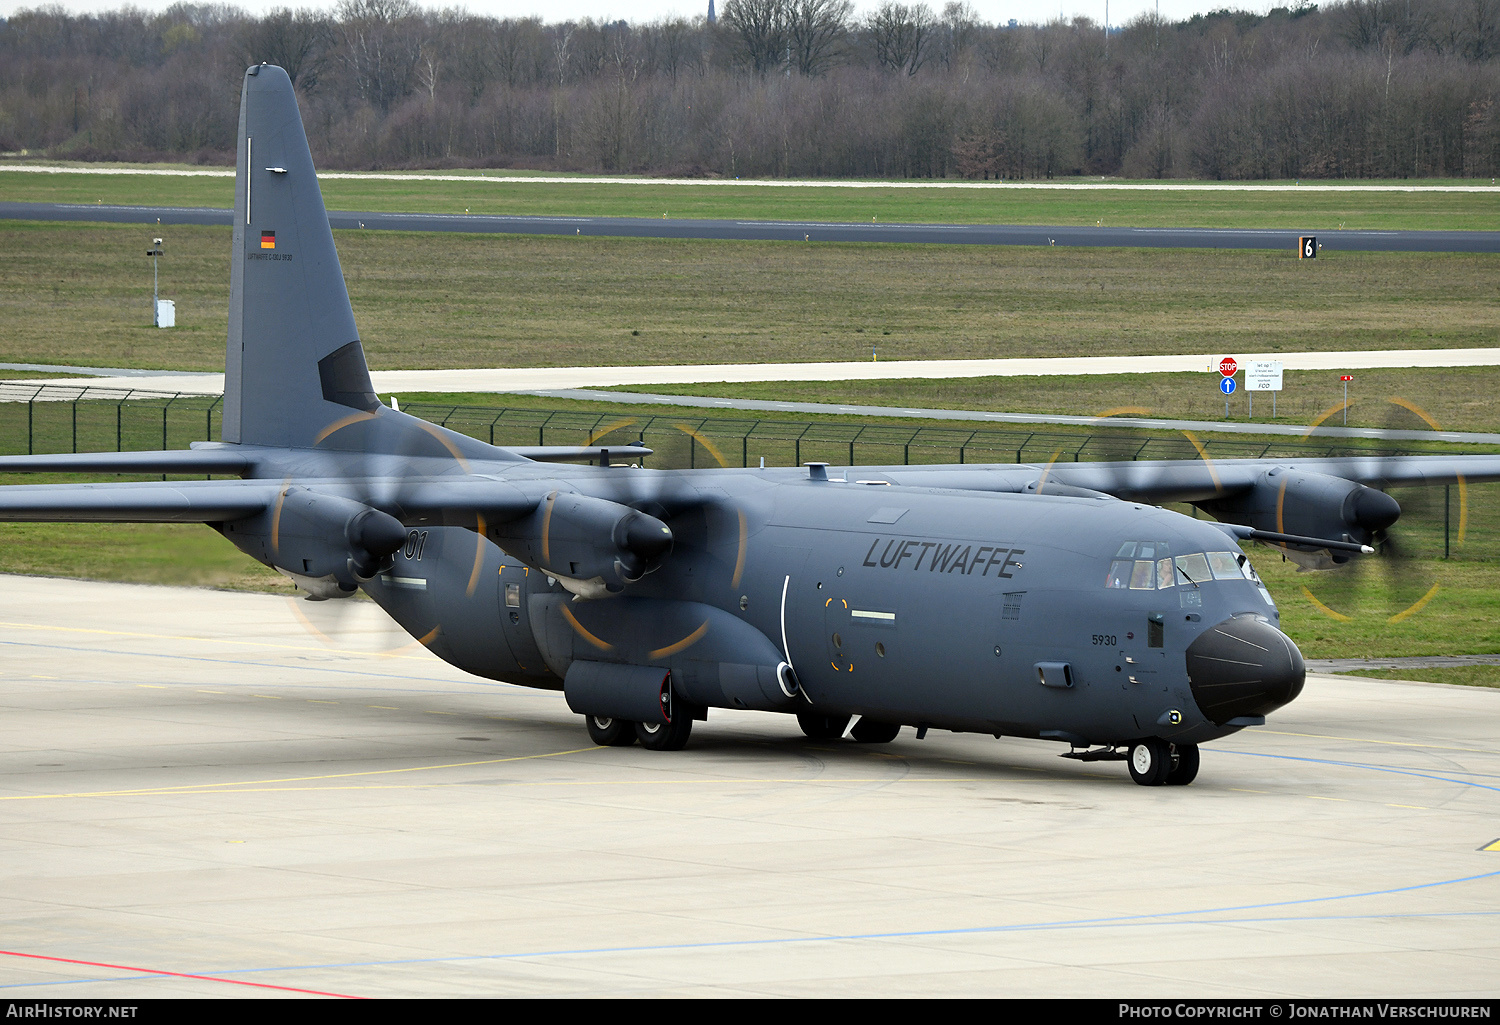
[335, 0, 424, 113]
[787, 0, 852, 76]
[238, 8, 332, 90]
[723, 0, 789, 74]
[869, 2, 934, 76]
[937, 1, 979, 71]
[648, 18, 700, 82]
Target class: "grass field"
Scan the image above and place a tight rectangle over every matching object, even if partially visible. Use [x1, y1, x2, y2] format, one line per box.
[2, 200, 1498, 666]
[1345, 666, 1500, 686]
[5, 167, 1500, 230]
[645, 366, 1500, 434]
[3, 221, 1497, 372]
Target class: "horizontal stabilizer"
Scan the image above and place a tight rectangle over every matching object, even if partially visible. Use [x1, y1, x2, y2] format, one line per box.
[509, 446, 653, 465]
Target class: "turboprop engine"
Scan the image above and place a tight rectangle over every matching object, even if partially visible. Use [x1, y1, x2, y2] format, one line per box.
[222, 487, 408, 597]
[490, 490, 674, 598]
[1198, 467, 1401, 564]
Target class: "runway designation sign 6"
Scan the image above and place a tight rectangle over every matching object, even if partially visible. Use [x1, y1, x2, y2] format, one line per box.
[1218, 357, 1238, 377]
[1246, 361, 1284, 391]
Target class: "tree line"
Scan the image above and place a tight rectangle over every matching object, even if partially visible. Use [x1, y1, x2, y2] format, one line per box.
[3, 0, 1499, 179]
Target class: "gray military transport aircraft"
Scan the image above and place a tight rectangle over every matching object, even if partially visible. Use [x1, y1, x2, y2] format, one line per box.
[2, 65, 1497, 786]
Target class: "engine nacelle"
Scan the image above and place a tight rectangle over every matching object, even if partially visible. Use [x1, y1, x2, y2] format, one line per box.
[1198, 467, 1400, 562]
[491, 490, 673, 594]
[221, 486, 407, 593]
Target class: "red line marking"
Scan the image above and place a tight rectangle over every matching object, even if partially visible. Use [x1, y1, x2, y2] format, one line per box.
[0, 949, 362, 999]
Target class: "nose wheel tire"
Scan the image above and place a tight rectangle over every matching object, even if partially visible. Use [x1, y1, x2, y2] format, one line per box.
[585, 716, 637, 747]
[1164, 743, 1200, 786]
[797, 712, 852, 740]
[636, 717, 693, 751]
[850, 717, 902, 744]
[1128, 738, 1174, 786]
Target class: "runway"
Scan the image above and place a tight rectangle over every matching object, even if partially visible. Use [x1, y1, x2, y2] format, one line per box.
[1, 575, 1497, 998]
[4, 200, 1498, 252]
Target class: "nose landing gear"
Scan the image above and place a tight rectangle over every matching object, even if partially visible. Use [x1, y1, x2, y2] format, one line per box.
[1127, 738, 1200, 786]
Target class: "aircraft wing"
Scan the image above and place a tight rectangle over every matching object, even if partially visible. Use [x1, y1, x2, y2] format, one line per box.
[881, 453, 1500, 549]
[0, 480, 281, 522]
[883, 455, 1500, 504]
[0, 475, 543, 529]
[0, 450, 253, 476]
[1049, 455, 1500, 503]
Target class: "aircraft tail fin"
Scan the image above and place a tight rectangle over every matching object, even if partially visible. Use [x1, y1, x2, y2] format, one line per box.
[223, 63, 378, 449]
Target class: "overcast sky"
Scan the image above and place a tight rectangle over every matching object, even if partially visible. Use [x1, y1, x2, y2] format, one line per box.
[0, 1, 1288, 31]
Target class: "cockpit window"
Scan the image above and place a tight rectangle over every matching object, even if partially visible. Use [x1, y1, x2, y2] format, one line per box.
[1116, 541, 1169, 560]
[1174, 552, 1212, 585]
[1206, 552, 1245, 580]
[1106, 547, 1267, 602]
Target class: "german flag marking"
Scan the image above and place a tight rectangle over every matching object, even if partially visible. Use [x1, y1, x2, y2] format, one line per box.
[260, 230, 276, 250]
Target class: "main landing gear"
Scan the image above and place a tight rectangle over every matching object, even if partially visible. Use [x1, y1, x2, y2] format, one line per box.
[1127, 738, 1200, 786]
[582, 714, 694, 751]
[796, 713, 902, 743]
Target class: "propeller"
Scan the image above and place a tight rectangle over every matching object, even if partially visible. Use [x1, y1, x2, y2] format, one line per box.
[524, 419, 788, 692]
[1031, 408, 1226, 512]
[283, 589, 419, 655]
[1295, 398, 1458, 623]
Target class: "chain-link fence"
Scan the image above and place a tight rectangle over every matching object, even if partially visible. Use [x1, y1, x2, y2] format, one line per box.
[0, 383, 223, 457]
[3, 381, 1496, 560]
[4, 381, 1495, 468]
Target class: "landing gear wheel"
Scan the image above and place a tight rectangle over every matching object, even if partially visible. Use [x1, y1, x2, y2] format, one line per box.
[636, 717, 693, 751]
[850, 717, 901, 744]
[1164, 742, 1200, 786]
[797, 712, 852, 740]
[585, 715, 637, 747]
[1128, 738, 1173, 786]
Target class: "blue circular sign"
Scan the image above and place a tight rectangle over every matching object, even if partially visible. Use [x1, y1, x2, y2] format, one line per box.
[1220, 377, 1237, 395]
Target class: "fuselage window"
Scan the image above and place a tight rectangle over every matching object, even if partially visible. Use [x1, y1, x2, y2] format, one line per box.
[1128, 560, 1155, 589]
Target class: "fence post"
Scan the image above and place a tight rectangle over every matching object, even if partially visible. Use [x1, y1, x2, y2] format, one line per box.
[1445, 485, 1451, 559]
[27, 397, 33, 455]
[72, 400, 78, 453]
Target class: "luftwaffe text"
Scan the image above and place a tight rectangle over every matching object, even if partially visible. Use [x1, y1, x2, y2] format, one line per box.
[862, 538, 1023, 578]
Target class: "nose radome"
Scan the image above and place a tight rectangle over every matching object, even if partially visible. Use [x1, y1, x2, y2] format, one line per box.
[1186, 615, 1306, 725]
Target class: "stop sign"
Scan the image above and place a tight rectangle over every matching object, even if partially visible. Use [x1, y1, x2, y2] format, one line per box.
[1218, 357, 1238, 377]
